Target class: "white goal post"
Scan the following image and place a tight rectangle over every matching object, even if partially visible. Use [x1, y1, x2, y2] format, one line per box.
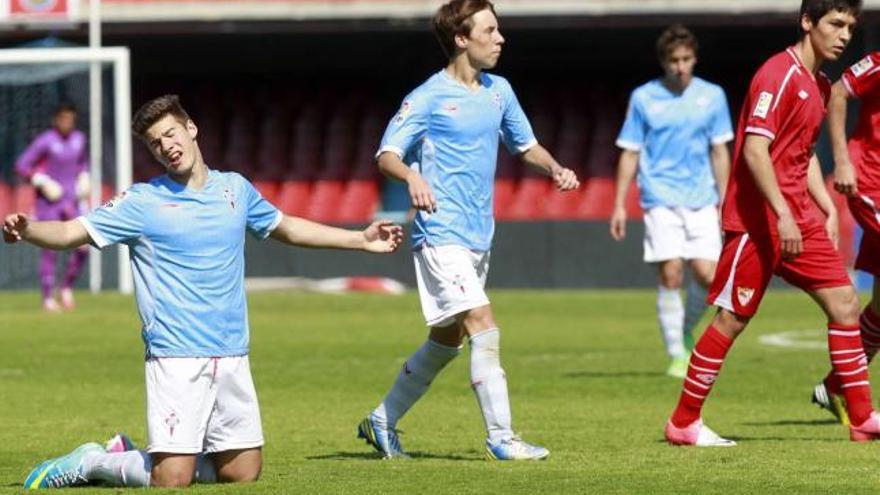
[0, 46, 133, 294]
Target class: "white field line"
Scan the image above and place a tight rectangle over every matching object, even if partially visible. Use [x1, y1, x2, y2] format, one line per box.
[758, 329, 827, 350]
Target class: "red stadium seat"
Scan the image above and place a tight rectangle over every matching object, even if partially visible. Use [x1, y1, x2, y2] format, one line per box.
[0, 183, 12, 216]
[505, 177, 550, 220]
[13, 184, 36, 216]
[253, 180, 280, 205]
[305, 179, 345, 223]
[277, 180, 312, 217]
[543, 185, 582, 220]
[575, 177, 616, 219]
[493, 177, 517, 219]
[336, 179, 379, 224]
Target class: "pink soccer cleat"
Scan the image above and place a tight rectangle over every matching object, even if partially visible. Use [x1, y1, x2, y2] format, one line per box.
[850, 412, 880, 442]
[105, 432, 137, 453]
[60, 288, 76, 310]
[665, 418, 736, 447]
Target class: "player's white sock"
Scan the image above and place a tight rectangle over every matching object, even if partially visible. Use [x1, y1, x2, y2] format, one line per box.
[82, 450, 151, 487]
[83, 451, 216, 486]
[683, 279, 708, 351]
[372, 339, 461, 428]
[657, 286, 686, 358]
[470, 328, 514, 443]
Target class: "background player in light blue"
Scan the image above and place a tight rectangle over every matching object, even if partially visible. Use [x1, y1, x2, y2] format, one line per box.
[357, 0, 579, 461]
[609, 25, 733, 378]
[4, 94, 404, 489]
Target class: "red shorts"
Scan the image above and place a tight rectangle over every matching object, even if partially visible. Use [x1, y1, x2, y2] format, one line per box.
[708, 224, 851, 317]
[848, 193, 880, 276]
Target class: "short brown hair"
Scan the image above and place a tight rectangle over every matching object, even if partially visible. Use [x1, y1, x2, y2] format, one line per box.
[656, 24, 698, 62]
[131, 94, 191, 138]
[800, 0, 861, 25]
[432, 0, 496, 58]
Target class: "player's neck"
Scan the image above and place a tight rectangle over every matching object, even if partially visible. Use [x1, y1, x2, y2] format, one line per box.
[661, 76, 691, 95]
[169, 154, 209, 190]
[445, 59, 482, 90]
[793, 39, 824, 74]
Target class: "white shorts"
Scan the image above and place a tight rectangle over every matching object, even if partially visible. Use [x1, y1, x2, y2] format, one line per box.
[145, 355, 264, 454]
[643, 205, 722, 263]
[414, 245, 491, 327]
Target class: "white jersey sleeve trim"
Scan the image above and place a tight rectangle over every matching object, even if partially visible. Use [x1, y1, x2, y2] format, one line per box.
[516, 138, 539, 154]
[375, 145, 405, 160]
[265, 210, 284, 237]
[76, 216, 111, 249]
[744, 126, 776, 141]
[842, 75, 856, 98]
[615, 138, 642, 152]
[710, 132, 734, 145]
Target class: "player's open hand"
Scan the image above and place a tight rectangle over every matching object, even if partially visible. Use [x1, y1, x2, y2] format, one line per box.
[406, 172, 437, 213]
[833, 159, 858, 198]
[553, 167, 580, 191]
[609, 206, 627, 241]
[3, 213, 29, 243]
[825, 211, 840, 251]
[777, 213, 802, 260]
[362, 219, 404, 253]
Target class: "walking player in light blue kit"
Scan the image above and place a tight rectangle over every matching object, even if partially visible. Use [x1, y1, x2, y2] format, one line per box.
[357, 0, 579, 461]
[5, 94, 404, 489]
[609, 25, 733, 378]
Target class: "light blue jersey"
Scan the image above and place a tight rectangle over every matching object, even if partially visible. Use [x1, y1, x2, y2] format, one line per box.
[78, 170, 283, 358]
[616, 77, 733, 209]
[379, 70, 537, 251]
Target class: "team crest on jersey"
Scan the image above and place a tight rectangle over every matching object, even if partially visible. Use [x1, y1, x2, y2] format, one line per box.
[753, 92, 773, 119]
[736, 286, 755, 306]
[851, 55, 875, 77]
[393, 100, 413, 125]
[101, 191, 128, 209]
[223, 187, 236, 209]
[491, 91, 502, 110]
[798, 90, 809, 100]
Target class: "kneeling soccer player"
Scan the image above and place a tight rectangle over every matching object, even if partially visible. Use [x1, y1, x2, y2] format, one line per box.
[6, 94, 403, 488]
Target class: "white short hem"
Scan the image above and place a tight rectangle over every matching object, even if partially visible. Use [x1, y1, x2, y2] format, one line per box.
[425, 299, 491, 327]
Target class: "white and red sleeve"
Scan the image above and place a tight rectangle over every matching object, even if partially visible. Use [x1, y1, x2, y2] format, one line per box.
[842, 52, 880, 98]
[743, 64, 793, 142]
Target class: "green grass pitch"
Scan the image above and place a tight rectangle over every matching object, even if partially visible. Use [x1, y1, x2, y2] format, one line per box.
[1, 289, 879, 494]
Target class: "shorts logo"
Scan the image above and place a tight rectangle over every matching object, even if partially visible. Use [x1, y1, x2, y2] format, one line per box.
[696, 373, 716, 385]
[737, 286, 756, 307]
[165, 412, 180, 437]
[753, 92, 773, 119]
[851, 55, 875, 77]
[453, 274, 466, 294]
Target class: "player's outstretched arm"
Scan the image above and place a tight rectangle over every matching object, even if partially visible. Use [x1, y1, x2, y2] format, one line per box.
[807, 154, 840, 250]
[519, 144, 580, 191]
[3, 213, 90, 249]
[828, 81, 857, 197]
[377, 151, 436, 212]
[269, 215, 404, 253]
[610, 149, 639, 241]
[742, 135, 801, 258]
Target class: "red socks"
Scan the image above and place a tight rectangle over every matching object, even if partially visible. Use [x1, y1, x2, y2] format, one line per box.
[823, 307, 880, 395]
[671, 325, 733, 428]
[828, 322, 874, 426]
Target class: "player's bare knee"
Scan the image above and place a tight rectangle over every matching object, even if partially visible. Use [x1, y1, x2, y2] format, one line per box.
[459, 306, 496, 334]
[832, 287, 861, 324]
[658, 260, 684, 289]
[712, 309, 749, 339]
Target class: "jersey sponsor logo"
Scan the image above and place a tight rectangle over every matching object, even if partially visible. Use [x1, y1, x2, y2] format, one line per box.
[753, 92, 773, 119]
[101, 191, 128, 209]
[851, 55, 875, 77]
[737, 286, 755, 307]
[798, 90, 809, 100]
[442, 103, 459, 115]
[392, 100, 412, 125]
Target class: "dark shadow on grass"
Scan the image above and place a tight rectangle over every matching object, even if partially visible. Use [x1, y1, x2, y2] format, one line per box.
[741, 419, 839, 426]
[564, 371, 665, 378]
[307, 451, 477, 461]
